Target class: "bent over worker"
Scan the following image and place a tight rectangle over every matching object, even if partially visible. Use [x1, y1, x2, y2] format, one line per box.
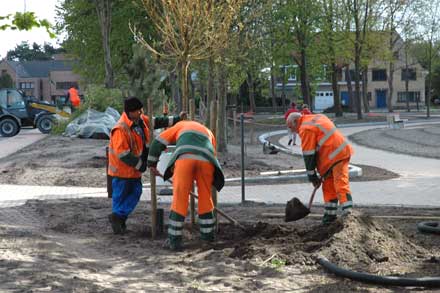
[107, 96, 185, 234]
[147, 120, 225, 251]
[286, 112, 353, 224]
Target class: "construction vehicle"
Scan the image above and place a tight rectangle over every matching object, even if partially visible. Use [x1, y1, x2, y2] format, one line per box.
[0, 88, 71, 137]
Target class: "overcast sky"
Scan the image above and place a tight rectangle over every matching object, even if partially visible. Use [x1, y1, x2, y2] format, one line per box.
[0, 0, 61, 59]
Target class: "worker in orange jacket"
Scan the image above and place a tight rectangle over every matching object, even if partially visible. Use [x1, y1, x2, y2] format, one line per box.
[107, 96, 186, 234]
[286, 112, 353, 224]
[148, 120, 224, 251]
[67, 86, 81, 110]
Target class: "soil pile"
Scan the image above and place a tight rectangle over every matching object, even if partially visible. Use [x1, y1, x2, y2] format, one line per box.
[24, 199, 440, 278]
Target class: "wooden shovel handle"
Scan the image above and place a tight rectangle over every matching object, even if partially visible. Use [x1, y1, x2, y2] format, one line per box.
[308, 183, 321, 210]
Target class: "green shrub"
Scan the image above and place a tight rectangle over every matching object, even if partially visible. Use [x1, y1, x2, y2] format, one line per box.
[83, 84, 124, 113]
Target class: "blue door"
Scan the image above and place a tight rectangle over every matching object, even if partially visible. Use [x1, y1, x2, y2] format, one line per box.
[341, 92, 349, 106]
[376, 90, 387, 108]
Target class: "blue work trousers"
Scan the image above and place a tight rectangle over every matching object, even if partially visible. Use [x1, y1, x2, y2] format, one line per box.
[112, 178, 142, 218]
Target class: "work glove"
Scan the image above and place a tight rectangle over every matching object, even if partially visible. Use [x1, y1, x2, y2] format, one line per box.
[308, 173, 321, 188]
[139, 160, 148, 173]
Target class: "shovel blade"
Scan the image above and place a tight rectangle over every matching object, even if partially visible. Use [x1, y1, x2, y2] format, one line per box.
[285, 197, 310, 222]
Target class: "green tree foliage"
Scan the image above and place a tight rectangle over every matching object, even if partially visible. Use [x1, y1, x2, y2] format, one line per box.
[56, 0, 152, 86]
[124, 44, 167, 114]
[275, 0, 322, 107]
[0, 12, 55, 37]
[6, 42, 65, 61]
[0, 73, 13, 88]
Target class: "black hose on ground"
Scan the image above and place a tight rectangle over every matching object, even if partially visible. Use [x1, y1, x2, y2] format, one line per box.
[417, 222, 440, 234]
[317, 256, 440, 288]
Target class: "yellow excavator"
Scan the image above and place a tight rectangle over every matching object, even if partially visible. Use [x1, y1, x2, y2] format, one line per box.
[0, 89, 71, 137]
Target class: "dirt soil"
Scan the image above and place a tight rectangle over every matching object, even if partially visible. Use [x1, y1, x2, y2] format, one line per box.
[0, 120, 438, 291]
[0, 124, 398, 187]
[1, 199, 439, 292]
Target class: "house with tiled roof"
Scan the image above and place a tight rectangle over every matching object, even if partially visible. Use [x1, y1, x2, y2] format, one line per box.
[0, 54, 82, 103]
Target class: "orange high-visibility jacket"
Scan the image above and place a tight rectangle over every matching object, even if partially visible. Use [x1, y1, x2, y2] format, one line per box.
[148, 120, 225, 191]
[297, 114, 353, 176]
[108, 112, 150, 179]
[68, 87, 81, 108]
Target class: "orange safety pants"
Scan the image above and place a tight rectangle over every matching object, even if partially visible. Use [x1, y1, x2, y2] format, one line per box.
[322, 158, 351, 204]
[171, 157, 215, 217]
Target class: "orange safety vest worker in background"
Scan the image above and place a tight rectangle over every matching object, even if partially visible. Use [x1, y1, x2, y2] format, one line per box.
[107, 96, 185, 234]
[286, 112, 353, 224]
[148, 120, 225, 251]
[68, 87, 81, 108]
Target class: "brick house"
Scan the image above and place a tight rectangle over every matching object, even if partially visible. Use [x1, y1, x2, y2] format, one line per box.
[0, 54, 82, 104]
[275, 36, 427, 111]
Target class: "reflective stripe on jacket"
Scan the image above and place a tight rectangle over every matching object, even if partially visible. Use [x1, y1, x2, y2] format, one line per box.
[298, 114, 353, 176]
[108, 112, 150, 179]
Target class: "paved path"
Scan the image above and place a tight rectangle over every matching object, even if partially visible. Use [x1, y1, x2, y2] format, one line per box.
[0, 128, 46, 160]
[0, 122, 439, 208]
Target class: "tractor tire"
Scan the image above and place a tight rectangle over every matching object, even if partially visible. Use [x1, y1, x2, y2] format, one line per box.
[0, 118, 20, 137]
[36, 116, 54, 134]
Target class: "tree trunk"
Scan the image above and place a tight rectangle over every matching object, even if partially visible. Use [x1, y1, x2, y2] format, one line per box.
[345, 66, 355, 112]
[427, 40, 432, 118]
[404, 44, 410, 112]
[387, 61, 394, 113]
[190, 71, 195, 102]
[331, 63, 342, 117]
[180, 60, 190, 112]
[247, 72, 256, 113]
[299, 50, 312, 107]
[95, 0, 114, 88]
[354, 46, 363, 119]
[217, 61, 227, 152]
[170, 70, 181, 111]
[362, 66, 369, 113]
[281, 66, 286, 112]
[270, 66, 277, 112]
[206, 56, 215, 124]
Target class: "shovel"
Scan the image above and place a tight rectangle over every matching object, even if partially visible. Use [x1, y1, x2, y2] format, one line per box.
[285, 183, 320, 222]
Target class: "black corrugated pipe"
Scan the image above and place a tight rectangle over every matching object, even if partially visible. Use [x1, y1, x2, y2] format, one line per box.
[417, 222, 440, 234]
[317, 256, 440, 288]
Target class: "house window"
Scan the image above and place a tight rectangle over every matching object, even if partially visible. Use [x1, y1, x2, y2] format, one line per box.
[19, 82, 34, 89]
[397, 91, 420, 103]
[401, 68, 416, 81]
[1, 70, 7, 75]
[56, 82, 78, 90]
[372, 69, 387, 81]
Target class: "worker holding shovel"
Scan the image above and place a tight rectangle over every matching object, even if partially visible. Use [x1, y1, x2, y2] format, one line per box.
[285, 112, 354, 224]
[147, 120, 225, 251]
[107, 97, 185, 234]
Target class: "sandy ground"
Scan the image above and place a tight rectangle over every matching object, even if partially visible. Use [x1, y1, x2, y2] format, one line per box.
[0, 121, 439, 291]
[1, 199, 439, 292]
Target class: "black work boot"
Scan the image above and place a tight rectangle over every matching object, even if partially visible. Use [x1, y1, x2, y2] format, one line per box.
[108, 213, 124, 235]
